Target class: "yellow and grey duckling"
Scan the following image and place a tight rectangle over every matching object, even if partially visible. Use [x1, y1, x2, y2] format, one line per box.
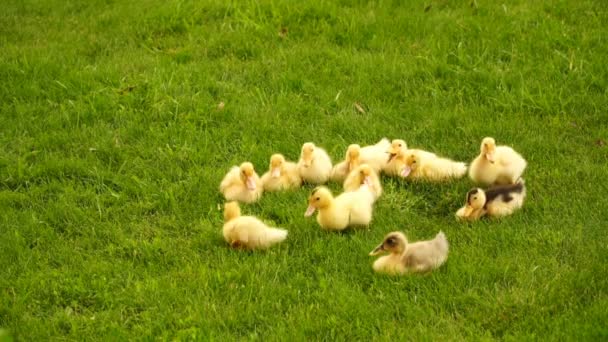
[369, 231, 449, 275]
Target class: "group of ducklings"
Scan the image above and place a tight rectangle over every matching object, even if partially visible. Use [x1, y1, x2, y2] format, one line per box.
[219, 137, 527, 275]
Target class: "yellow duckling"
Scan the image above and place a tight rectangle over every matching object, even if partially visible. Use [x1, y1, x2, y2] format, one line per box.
[304, 186, 375, 231]
[456, 179, 526, 220]
[469, 137, 527, 185]
[297, 142, 333, 184]
[219, 162, 263, 203]
[383, 139, 436, 177]
[369, 231, 449, 275]
[331, 139, 390, 182]
[261, 154, 302, 191]
[343, 164, 383, 201]
[400, 150, 467, 181]
[222, 201, 288, 249]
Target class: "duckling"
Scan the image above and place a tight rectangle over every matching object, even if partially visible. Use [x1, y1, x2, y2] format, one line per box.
[331, 139, 390, 182]
[219, 162, 263, 203]
[400, 151, 467, 181]
[222, 201, 288, 249]
[456, 179, 526, 220]
[304, 186, 375, 231]
[343, 164, 383, 201]
[384, 139, 409, 176]
[261, 154, 302, 191]
[369, 231, 449, 275]
[469, 137, 527, 185]
[297, 142, 333, 184]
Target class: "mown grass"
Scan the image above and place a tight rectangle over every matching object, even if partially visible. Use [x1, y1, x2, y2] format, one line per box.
[1, 0, 607, 339]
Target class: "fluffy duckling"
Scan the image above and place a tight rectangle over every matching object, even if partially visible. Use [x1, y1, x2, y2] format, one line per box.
[297, 142, 333, 184]
[400, 151, 467, 181]
[369, 231, 449, 275]
[222, 201, 288, 249]
[304, 186, 375, 231]
[331, 139, 390, 182]
[343, 164, 383, 201]
[456, 179, 526, 220]
[261, 154, 302, 191]
[469, 137, 527, 185]
[384, 139, 409, 176]
[219, 162, 263, 203]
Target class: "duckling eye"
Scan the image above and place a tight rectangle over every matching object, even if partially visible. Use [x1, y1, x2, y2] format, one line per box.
[315, 197, 320, 201]
[473, 197, 477, 200]
[398, 144, 402, 147]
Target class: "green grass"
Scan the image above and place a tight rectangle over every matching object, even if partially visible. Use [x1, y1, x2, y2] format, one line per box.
[1, 0, 607, 339]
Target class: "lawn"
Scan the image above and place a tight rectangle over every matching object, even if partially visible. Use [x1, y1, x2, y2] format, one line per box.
[1, 0, 607, 339]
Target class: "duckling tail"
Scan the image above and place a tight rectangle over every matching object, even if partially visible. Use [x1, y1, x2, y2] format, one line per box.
[263, 227, 288, 246]
[433, 231, 449, 267]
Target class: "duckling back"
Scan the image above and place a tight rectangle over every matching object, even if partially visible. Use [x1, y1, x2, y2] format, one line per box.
[298, 148, 332, 184]
[484, 180, 526, 217]
[405, 231, 449, 273]
[414, 155, 467, 181]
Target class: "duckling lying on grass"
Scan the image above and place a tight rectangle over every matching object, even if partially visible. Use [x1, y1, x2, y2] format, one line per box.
[369, 231, 449, 275]
[219, 162, 263, 203]
[261, 154, 302, 191]
[456, 179, 526, 221]
[223, 201, 288, 250]
[400, 150, 467, 181]
[304, 185, 375, 231]
[331, 139, 391, 182]
[343, 164, 382, 201]
[469, 137, 527, 185]
[297, 142, 333, 184]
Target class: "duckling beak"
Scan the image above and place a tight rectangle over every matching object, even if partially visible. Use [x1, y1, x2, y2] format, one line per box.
[246, 177, 257, 190]
[463, 205, 474, 217]
[387, 152, 397, 162]
[304, 205, 316, 217]
[400, 166, 412, 178]
[369, 243, 385, 256]
[271, 167, 281, 178]
[485, 152, 495, 163]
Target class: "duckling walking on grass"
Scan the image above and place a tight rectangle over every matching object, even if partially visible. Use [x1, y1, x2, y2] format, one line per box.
[261, 154, 302, 191]
[304, 186, 375, 231]
[456, 179, 526, 221]
[222, 202, 288, 250]
[343, 164, 383, 201]
[469, 137, 527, 185]
[219, 162, 263, 203]
[297, 142, 333, 184]
[369, 231, 449, 275]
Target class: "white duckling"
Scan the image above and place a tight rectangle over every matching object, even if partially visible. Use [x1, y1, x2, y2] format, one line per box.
[304, 186, 375, 231]
[343, 164, 383, 201]
[469, 137, 527, 185]
[261, 153, 302, 191]
[399, 150, 467, 181]
[219, 162, 263, 203]
[330, 139, 390, 182]
[456, 179, 526, 220]
[222, 201, 288, 249]
[297, 142, 333, 184]
[369, 231, 449, 275]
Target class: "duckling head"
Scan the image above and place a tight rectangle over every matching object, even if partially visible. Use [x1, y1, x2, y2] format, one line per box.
[400, 153, 418, 177]
[239, 162, 257, 190]
[304, 186, 332, 217]
[481, 137, 496, 163]
[369, 232, 408, 256]
[462, 188, 486, 216]
[346, 144, 361, 170]
[269, 154, 285, 178]
[358, 164, 374, 186]
[301, 142, 316, 168]
[387, 139, 407, 162]
[224, 201, 241, 222]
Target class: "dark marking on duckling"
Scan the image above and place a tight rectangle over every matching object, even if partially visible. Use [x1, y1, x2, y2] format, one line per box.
[466, 188, 479, 204]
[483, 182, 524, 209]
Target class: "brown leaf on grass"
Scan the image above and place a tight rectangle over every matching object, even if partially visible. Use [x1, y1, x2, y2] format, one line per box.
[118, 85, 136, 95]
[279, 27, 288, 38]
[424, 4, 432, 12]
[354, 102, 366, 114]
[218, 102, 225, 110]
[595, 139, 606, 147]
